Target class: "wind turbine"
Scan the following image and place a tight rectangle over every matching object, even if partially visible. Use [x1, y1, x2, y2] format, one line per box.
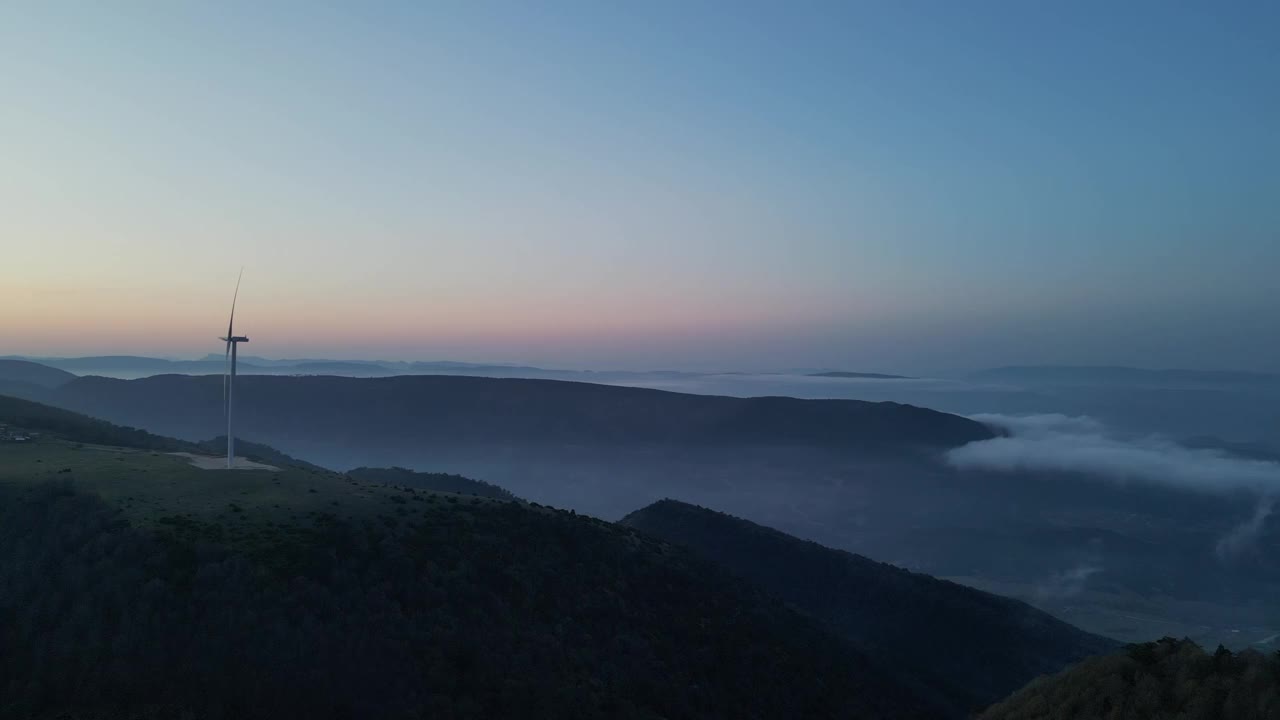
[219, 269, 249, 469]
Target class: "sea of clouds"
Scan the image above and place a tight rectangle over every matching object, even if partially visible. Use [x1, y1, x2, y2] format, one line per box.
[947, 413, 1278, 558]
[948, 413, 1280, 494]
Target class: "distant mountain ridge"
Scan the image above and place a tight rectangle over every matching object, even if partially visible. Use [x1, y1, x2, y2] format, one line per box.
[809, 371, 914, 379]
[0, 359, 76, 388]
[7, 354, 934, 385]
[19, 374, 994, 467]
[1, 354, 678, 381]
[622, 499, 1117, 717]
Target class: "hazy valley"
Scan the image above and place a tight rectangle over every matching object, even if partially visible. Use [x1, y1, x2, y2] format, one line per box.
[3, 359, 1277, 655]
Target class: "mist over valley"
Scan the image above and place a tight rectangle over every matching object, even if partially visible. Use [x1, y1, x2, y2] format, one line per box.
[4, 358, 1276, 656]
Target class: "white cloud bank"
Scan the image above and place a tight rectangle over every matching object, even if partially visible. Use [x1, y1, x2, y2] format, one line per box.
[947, 413, 1279, 557]
[947, 413, 1280, 494]
[1216, 497, 1275, 560]
[1035, 563, 1102, 601]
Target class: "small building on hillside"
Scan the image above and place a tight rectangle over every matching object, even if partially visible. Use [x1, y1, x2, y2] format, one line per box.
[1, 425, 33, 442]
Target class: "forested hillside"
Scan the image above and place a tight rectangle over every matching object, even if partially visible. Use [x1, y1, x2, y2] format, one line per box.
[348, 466, 518, 500]
[0, 393, 192, 451]
[0, 439, 931, 719]
[981, 638, 1280, 719]
[622, 500, 1116, 716]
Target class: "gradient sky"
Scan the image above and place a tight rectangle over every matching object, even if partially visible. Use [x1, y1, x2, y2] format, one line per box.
[3, 1, 1277, 372]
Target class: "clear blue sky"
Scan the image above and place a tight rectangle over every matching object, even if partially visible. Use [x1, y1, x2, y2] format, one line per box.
[3, 1, 1277, 372]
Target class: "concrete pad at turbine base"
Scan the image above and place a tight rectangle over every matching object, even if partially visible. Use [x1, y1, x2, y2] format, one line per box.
[169, 452, 279, 471]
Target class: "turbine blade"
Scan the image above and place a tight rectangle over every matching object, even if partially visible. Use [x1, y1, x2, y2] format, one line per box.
[227, 267, 243, 338]
[221, 268, 242, 423]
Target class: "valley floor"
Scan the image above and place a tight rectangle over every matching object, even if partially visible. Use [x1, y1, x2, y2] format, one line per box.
[946, 574, 1280, 651]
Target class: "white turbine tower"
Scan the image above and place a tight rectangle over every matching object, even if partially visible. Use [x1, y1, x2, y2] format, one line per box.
[219, 270, 248, 469]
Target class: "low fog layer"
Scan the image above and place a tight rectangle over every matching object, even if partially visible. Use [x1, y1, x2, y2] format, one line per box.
[948, 414, 1280, 494]
[948, 413, 1279, 561]
[1216, 497, 1276, 560]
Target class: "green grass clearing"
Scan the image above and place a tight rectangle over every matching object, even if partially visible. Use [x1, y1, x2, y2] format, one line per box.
[0, 437, 510, 534]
